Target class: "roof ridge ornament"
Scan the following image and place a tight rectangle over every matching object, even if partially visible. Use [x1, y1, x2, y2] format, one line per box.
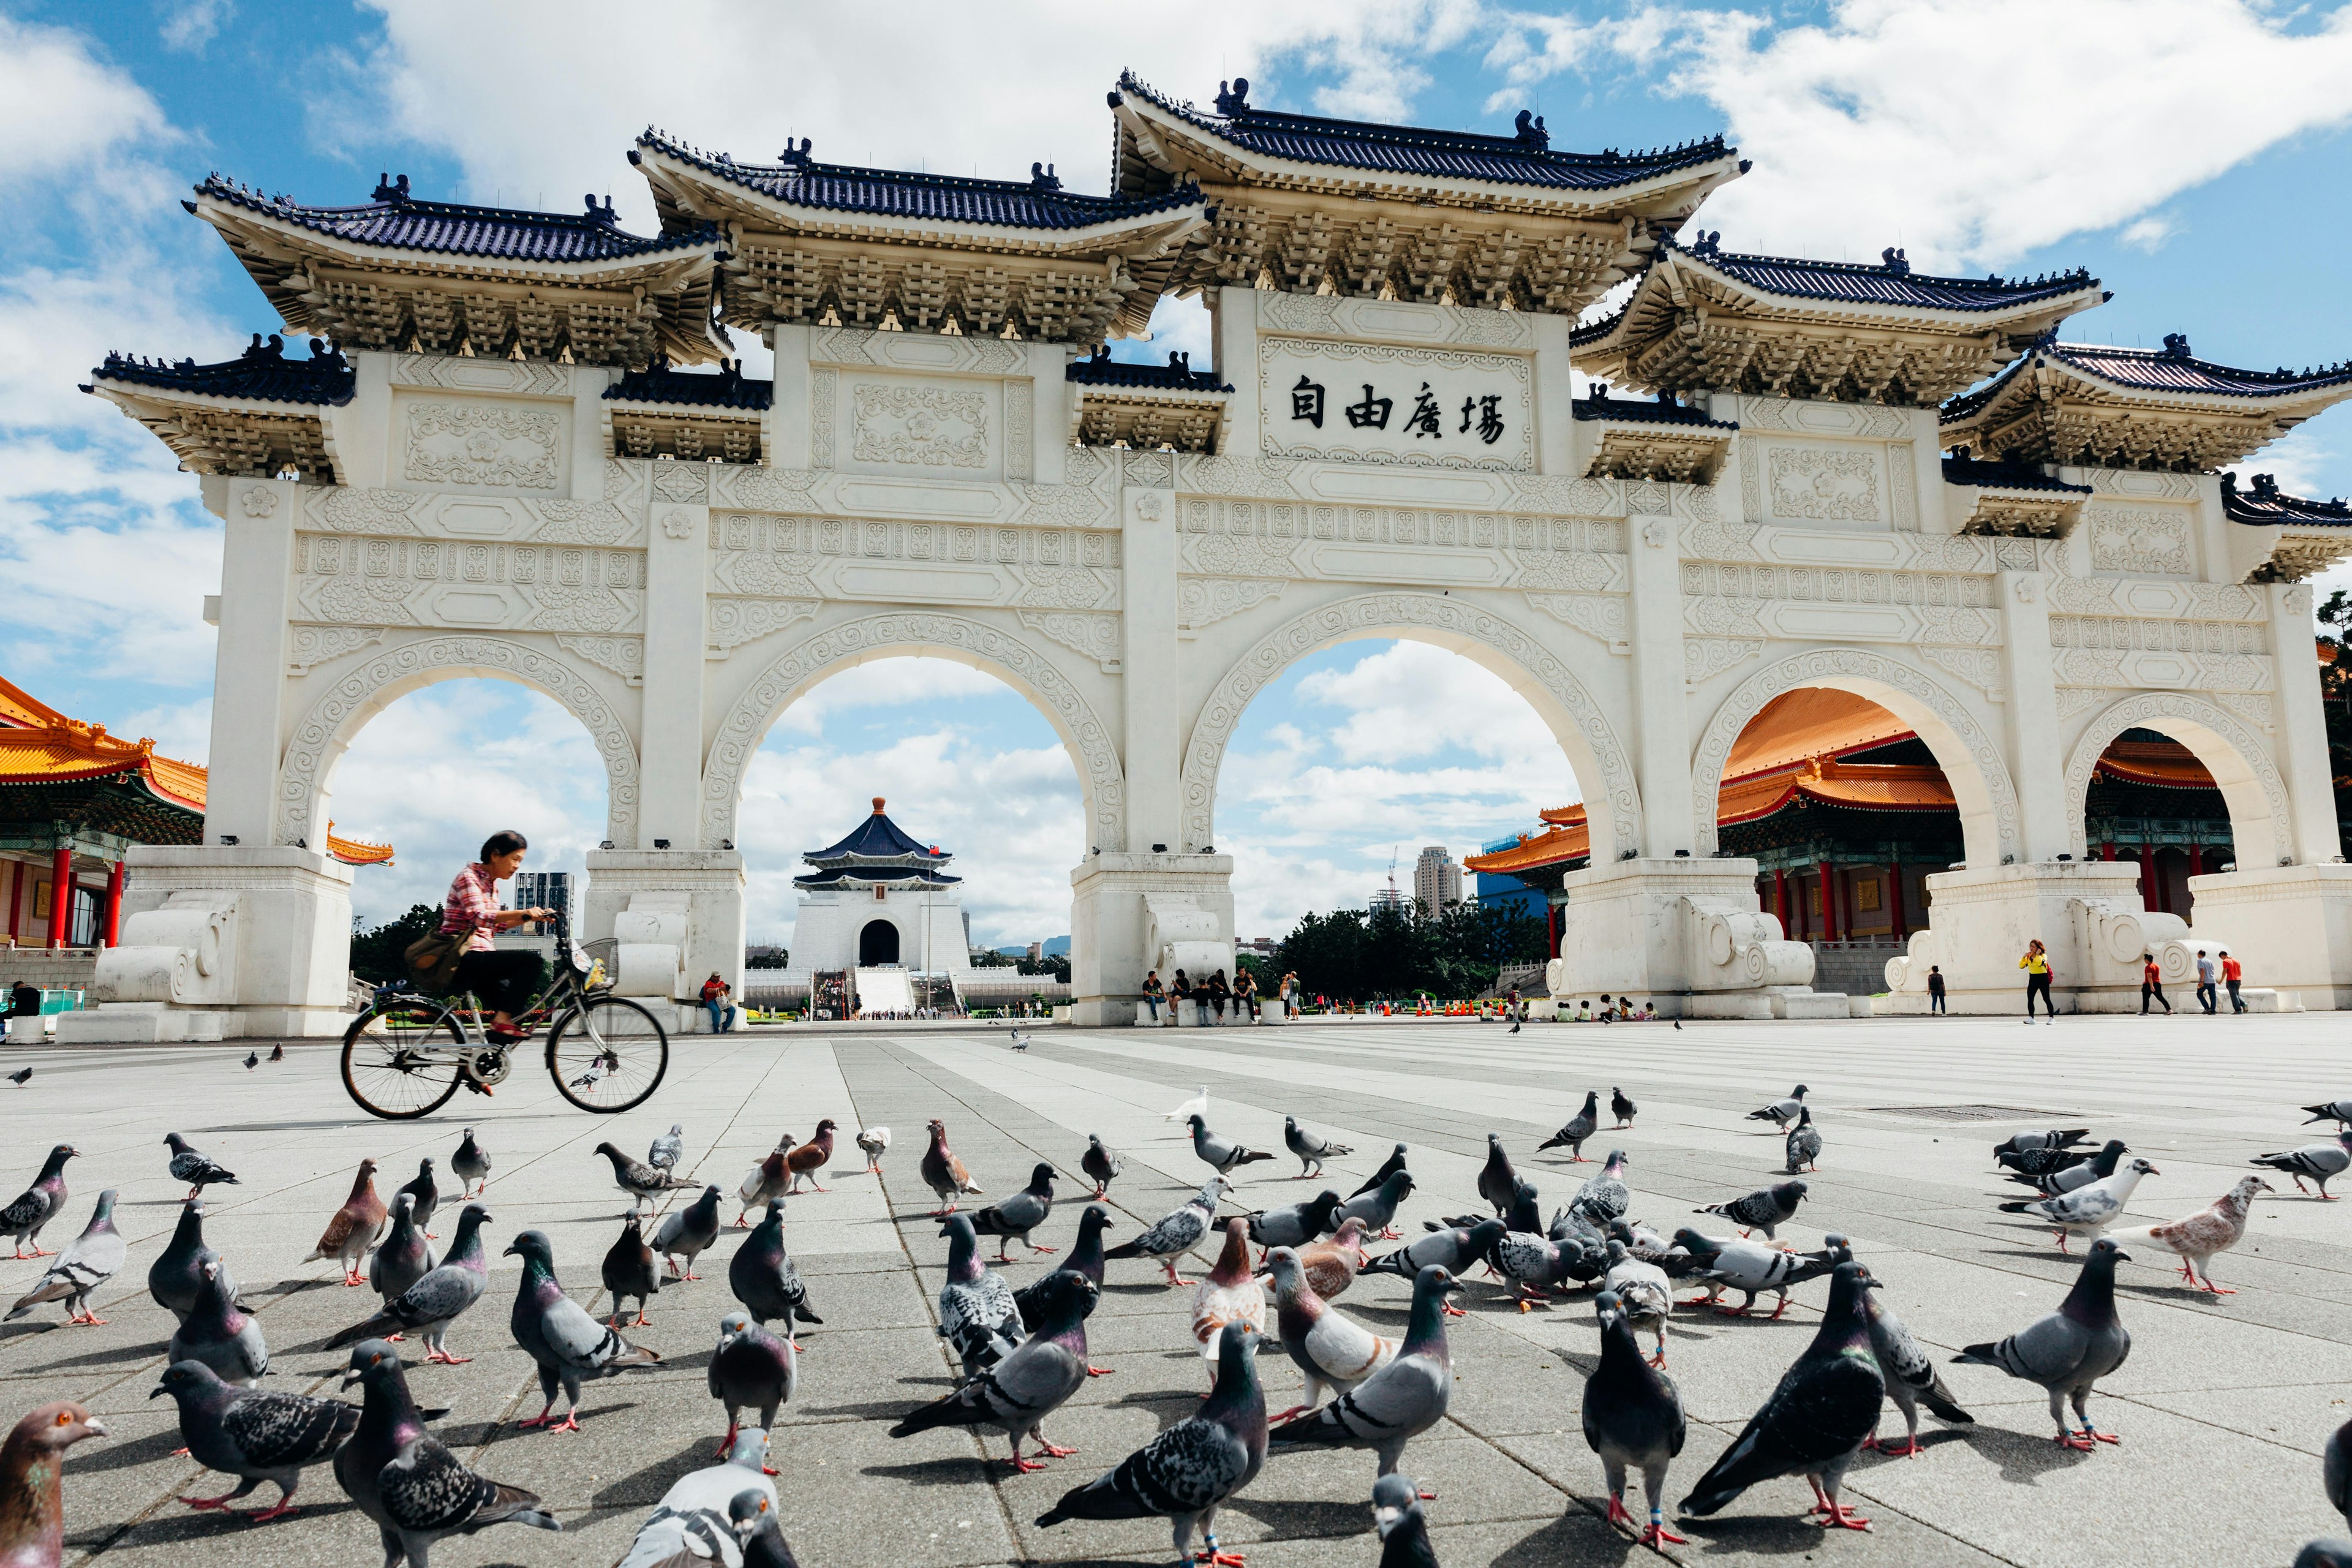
[1214, 77, 1250, 117]
[371, 172, 412, 205]
[1689, 229, 1721, 257]
[1030, 161, 1061, 190]
[2162, 331, 2192, 358]
[1880, 246, 1910, 274]
[1512, 109, 1549, 148]
[780, 137, 813, 165]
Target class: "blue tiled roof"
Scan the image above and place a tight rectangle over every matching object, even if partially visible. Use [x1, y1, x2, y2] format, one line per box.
[1572, 386, 1735, 428]
[1940, 454, 2089, 494]
[2222, 471, 2352, 527]
[1114, 71, 1734, 192]
[195, 173, 717, 262]
[1666, 234, 2098, 313]
[86, 334, 354, 405]
[791, 866, 962, 889]
[1944, 338, 2352, 426]
[603, 356, 772, 410]
[804, 802, 952, 867]
[635, 131, 1205, 231]
[1066, 350, 1231, 392]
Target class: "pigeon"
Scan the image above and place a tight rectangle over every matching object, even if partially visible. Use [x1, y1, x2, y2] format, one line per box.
[1106, 1176, 1230, 1286]
[1538, 1093, 1600, 1161]
[2329, 1414, 2349, 1528]
[1190, 1114, 1276, 1176]
[1300, 1218, 1374, 1302]
[894, 1270, 1093, 1471]
[1485, 1189, 1578, 1308]
[596, 1140, 695, 1216]
[1675, 1229, 1835, 1318]
[335, 1340, 559, 1559]
[2008, 1137, 2128, 1197]
[1350, 1144, 1409, 1199]
[1784, 1107, 1823, 1174]
[452, 1127, 490, 1197]
[1746, 1084, 1809, 1131]
[1246, 1189, 1341, 1255]
[653, 1185, 725, 1280]
[306, 1158, 388, 1286]
[1678, 1260, 1884, 1530]
[855, 1125, 891, 1174]
[1611, 1087, 1638, 1129]
[4, 1069, 26, 1085]
[709, 1314, 796, 1468]
[1999, 1158, 2159, 1248]
[1164, 1084, 1209, 1121]
[505, 1228, 660, 1431]
[2302, 1099, 2352, 1128]
[731, 1487, 804, 1568]
[2294, 1544, 2352, 1568]
[2108, 1175, 2272, 1294]
[1584, 1287, 1687, 1548]
[0, 1402, 107, 1564]
[1270, 1265, 1455, 1494]
[1264, 1245, 1397, 1422]
[1698, 1179, 1809, 1241]
[0, 1144, 75, 1258]
[1574, 1151, 1632, 1223]
[2250, 1132, 2352, 1199]
[1476, 1134, 1519, 1214]
[1036, 1321, 1268, 1565]
[328, 1202, 493, 1364]
[1016, 1205, 1115, 1336]
[1373, 1472, 1439, 1568]
[170, 1259, 268, 1385]
[1191, 1219, 1268, 1384]
[1999, 1143, 2095, 1178]
[601, 1215, 660, 1328]
[1994, 1128, 2092, 1158]
[153, 1359, 357, 1521]
[728, 1200, 821, 1343]
[1009, 1027, 1032, 1051]
[1953, 1236, 2133, 1448]
[648, 1124, 685, 1173]
[1285, 1118, 1352, 1179]
[937, 1213, 1023, 1378]
[970, 1162, 1059, 1261]
[1601, 1240, 1673, 1367]
[7, 1189, 123, 1327]
[1080, 1134, 1123, 1198]
[1367, 1220, 1503, 1285]
[1330, 1170, 1415, 1243]
[269, 1044, 284, 1061]
[1820, 1236, 1972, 1455]
[737, 1142, 791, 1226]
[164, 1134, 238, 1200]
[368, 1193, 436, 1307]
[919, 1119, 985, 1215]
[243, 1051, 258, 1069]
[616, 1428, 778, 1568]
[150, 1198, 229, 1321]
[396, 1158, 440, 1238]
[785, 1118, 837, 1194]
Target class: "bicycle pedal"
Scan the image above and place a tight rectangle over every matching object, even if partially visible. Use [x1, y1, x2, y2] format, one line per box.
[461, 1077, 494, 1097]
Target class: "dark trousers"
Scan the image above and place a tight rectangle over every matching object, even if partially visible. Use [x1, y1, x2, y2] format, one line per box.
[2196, 981, 2217, 1014]
[2227, 978, 2245, 1013]
[453, 949, 546, 1016]
[2025, 972, 2054, 1017]
[2141, 981, 2170, 1014]
[1929, 989, 1945, 1014]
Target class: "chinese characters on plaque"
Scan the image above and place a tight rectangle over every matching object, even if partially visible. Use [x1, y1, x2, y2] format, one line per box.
[1261, 339, 1531, 470]
[1289, 375, 1508, 446]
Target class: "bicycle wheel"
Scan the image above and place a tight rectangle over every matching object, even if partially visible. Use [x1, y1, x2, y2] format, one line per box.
[546, 996, 669, 1113]
[341, 1003, 467, 1120]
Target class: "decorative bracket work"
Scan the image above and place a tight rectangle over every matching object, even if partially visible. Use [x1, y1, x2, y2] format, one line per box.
[1019, 610, 1123, 673]
[555, 635, 645, 685]
[287, 624, 386, 677]
[1177, 577, 1286, 636]
[1524, 592, 1629, 654]
[2060, 691, 2294, 865]
[706, 598, 820, 657]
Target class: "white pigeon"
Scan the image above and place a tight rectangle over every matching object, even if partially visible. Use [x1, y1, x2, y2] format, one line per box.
[856, 1126, 891, 1175]
[616, 1427, 778, 1568]
[2106, 1175, 2271, 1292]
[1601, 1240, 1673, 1367]
[1999, 1158, 2159, 1250]
[648, 1125, 685, 1174]
[1164, 1084, 1210, 1122]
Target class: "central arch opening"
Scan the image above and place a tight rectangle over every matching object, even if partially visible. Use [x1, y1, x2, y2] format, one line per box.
[858, 918, 900, 966]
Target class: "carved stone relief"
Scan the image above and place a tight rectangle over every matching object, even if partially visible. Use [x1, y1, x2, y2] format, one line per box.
[1682, 637, 1765, 685]
[1920, 644, 2004, 701]
[1018, 609, 1123, 671]
[554, 634, 646, 685]
[1003, 382, 1034, 483]
[1177, 578, 1287, 633]
[286, 624, 385, 676]
[851, 382, 989, 469]
[1526, 593, 1630, 654]
[706, 598, 819, 657]
[1763, 444, 1882, 523]
[402, 402, 560, 491]
[809, 369, 837, 468]
[293, 533, 641, 633]
[2087, 507, 2194, 576]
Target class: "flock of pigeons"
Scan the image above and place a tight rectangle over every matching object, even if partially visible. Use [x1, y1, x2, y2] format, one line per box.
[0, 1082, 2349, 1566]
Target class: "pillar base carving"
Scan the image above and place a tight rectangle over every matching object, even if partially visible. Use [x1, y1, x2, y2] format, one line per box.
[2182, 864, 2352, 1011]
[582, 850, 745, 1005]
[1544, 857, 1822, 1016]
[1069, 853, 1233, 1026]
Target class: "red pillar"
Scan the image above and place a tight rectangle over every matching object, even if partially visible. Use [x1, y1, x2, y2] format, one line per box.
[1817, 858, 1838, 942]
[1774, 867, 1789, 931]
[2135, 847, 2154, 910]
[1547, 903, 1560, 959]
[2153, 849, 2173, 914]
[48, 846, 72, 948]
[101, 859, 125, 948]
[4, 864, 19, 944]
[2100, 839, 2113, 861]
[1889, 852, 1906, 942]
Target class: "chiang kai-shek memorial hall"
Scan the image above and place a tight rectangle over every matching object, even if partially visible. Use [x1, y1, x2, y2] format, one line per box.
[73, 71, 2352, 1036]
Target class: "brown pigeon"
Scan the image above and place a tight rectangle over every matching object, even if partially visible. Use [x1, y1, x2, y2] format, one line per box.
[1298, 1216, 1371, 1302]
[920, 1118, 985, 1217]
[305, 1159, 386, 1286]
[0, 1401, 108, 1566]
[786, 1119, 837, 1194]
[736, 1138, 792, 1227]
[2107, 1175, 2272, 1294]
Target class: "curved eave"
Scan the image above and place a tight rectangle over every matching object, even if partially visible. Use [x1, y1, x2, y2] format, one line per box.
[195, 196, 728, 289]
[85, 376, 341, 418]
[2029, 360, 2351, 418]
[1077, 384, 1231, 407]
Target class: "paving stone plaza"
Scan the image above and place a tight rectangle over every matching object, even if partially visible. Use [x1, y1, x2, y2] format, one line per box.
[1, 1014, 2346, 1567]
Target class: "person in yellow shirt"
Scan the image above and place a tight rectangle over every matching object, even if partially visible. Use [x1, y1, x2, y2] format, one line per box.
[2018, 938, 2054, 1023]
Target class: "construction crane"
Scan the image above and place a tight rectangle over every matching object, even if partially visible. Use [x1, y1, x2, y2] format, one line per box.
[1373, 843, 1406, 912]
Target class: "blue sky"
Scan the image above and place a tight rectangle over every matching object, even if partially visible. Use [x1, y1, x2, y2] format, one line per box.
[6, 1, 2352, 949]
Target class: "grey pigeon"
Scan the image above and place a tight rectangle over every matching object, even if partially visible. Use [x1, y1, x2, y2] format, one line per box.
[937, 1213, 1023, 1378]
[728, 1200, 821, 1342]
[1367, 1219, 1503, 1281]
[1036, 1321, 1269, 1564]
[1785, 1107, 1822, 1173]
[2295, 1544, 2352, 1568]
[617, 1429, 777, 1568]
[652, 1184, 723, 1280]
[1601, 1240, 1673, 1367]
[2250, 1131, 2352, 1199]
[2328, 1414, 2348, 1528]
[709, 1313, 796, 1466]
[595, 1140, 695, 1216]
[1999, 1158, 2158, 1247]
[1746, 1084, 1809, 1130]
[1104, 1175, 1229, 1286]
[164, 1134, 238, 1200]
[1583, 1287, 1687, 1548]
[335, 1340, 558, 1561]
[1994, 1127, 2090, 1157]
[327, 1202, 492, 1363]
[1373, 1471, 1439, 1568]
[648, 1123, 685, 1173]
[733, 1486, 803, 1568]
[1284, 1117, 1352, 1179]
[1189, 1114, 1276, 1175]
[1954, 1235, 2133, 1447]
[1678, 1260, 1884, 1530]
[1475, 1134, 1519, 1214]
[1350, 1144, 1408, 1199]
[153, 1359, 357, 1521]
[396, 1158, 439, 1238]
[1574, 1151, 1631, 1223]
[368, 1193, 436, 1306]
[894, 1270, 1093, 1471]
[7, 1188, 123, 1326]
[1999, 1143, 2094, 1177]
[451, 1127, 489, 1197]
[2302, 1099, 2352, 1127]
[1270, 1264, 1456, 1491]
[601, 1215, 659, 1328]
[1484, 1185, 1581, 1305]
[1675, 1228, 1834, 1318]
[1080, 1134, 1123, 1198]
[1246, 1189, 1341, 1253]
[170, 1258, 268, 1384]
[1697, 1179, 1808, 1240]
[1611, 1087, 1638, 1129]
[0, 1143, 75, 1257]
[4, 1069, 25, 1085]
[505, 1227, 660, 1430]
[150, 1198, 229, 1321]
[1330, 1170, 1415, 1243]
[970, 1162, 1059, 1261]
[1821, 1236, 1972, 1455]
[1538, 1093, 1600, 1161]
[2008, 1138, 2128, 1197]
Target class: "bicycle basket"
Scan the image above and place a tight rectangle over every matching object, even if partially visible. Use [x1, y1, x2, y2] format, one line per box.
[577, 937, 620, 991]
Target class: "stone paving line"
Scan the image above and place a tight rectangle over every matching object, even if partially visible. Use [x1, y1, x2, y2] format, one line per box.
[0, 1014, 2343, 1567]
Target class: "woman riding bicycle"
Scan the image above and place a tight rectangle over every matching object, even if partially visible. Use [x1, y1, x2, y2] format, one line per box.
[442, 830, 554, 1044]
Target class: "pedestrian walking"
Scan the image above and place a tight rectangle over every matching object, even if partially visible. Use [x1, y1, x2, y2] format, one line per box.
[1927, 964, 1946, 1014]
[2193, 949, 2217, 1014]
[1142, 969, 1164, 1024]
[2221, 949, 2246, 1012]
[2139, 952, 2171, 1015]
[2019, 938, 2055, 1023]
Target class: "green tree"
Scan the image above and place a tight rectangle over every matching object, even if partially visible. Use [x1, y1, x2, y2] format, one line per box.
[1273, 900, 1546, 1001]
[350, 903, 440, 984]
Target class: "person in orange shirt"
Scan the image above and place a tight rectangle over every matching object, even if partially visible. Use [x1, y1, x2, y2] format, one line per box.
[2139, 951, 2171, 1016]
[2220, 949, 2246, 1013]
[2018, 939, 2054, 1023]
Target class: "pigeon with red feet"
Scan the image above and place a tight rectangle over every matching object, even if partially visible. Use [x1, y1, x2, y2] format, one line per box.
[729, 1200, 821, 1346]
[709, 1313, 796, 1468]
[304, 1158, 386, 1286]
[6, 1190, 123, 1327]
[505, 1227, 660, 1431]
[1583, 1287, 1686, 1548]
[1821, 1236, 1970, 1455]
[335, 1341, 558, 1557]
[326, 1202, 491, 1365]
[893, 1270, 1091, 1472]
[1953, 1236, 2132, 1450]
[601, 1215, 659, 1328]
[367, 1194, 434, 1308]
[164, 1134, 237, 1201]
[0, 1144, 75, 1259]
[153, 1360, 356, 1523]
[937, 1213, 1022, 1378]
[970, 1163, 1058, 1262]
[1269, 1265, 1456, 1496]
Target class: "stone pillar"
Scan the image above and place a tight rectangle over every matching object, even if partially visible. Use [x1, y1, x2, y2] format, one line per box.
[1626, 508, 1693, 855]
[1069, 853, 1233, 1026]
[1997, 569, 2070, 863]
[47, 846, 72, 948]
[202, 477, 300, 847]
[1121, 464, 1181, 856]
[636, 492, 707, 849]
[2267, 582, 2342, 864]
[581, 849, 745, 1027]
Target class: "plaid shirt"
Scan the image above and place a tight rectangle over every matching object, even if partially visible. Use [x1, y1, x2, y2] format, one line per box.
[442, 863, 503, 952]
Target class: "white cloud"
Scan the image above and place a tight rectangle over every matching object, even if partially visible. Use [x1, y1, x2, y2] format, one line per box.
[0, 16, 174, 190]
[1295, 639, 1566, 763]
[159, 0, 234, 53]
[2118, 214, 2179, 253]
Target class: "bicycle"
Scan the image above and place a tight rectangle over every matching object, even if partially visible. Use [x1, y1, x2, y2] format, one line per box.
[339, 916, 669, 1120]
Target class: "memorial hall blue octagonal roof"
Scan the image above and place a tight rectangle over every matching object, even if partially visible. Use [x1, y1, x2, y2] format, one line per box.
[802, 799, 956, 870]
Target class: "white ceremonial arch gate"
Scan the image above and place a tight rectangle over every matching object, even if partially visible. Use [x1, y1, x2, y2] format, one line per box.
[74, 76, 2352, 1037]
